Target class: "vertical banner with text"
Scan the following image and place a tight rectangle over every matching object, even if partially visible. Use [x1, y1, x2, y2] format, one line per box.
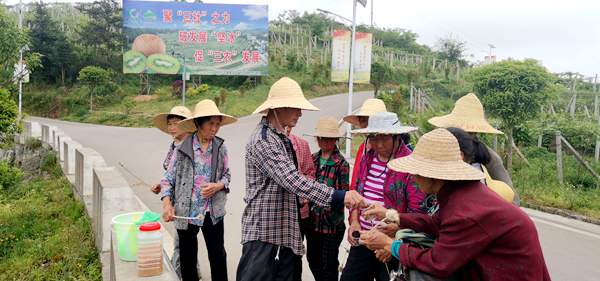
[123, 0, 268, 76]
[330, 29, 372, 84]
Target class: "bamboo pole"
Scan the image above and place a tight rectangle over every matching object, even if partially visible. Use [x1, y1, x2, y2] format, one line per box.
[560, 135, 600, 186]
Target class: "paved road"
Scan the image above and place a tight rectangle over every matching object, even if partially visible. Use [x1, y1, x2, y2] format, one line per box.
[30, 92, 600, 281]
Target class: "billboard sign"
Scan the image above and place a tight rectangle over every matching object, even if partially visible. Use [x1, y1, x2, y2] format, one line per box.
[123, 0, 268, 76]
[330, 29, 372, 84]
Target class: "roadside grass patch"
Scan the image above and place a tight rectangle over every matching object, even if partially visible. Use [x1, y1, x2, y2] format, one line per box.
[0, 154, 101, 280]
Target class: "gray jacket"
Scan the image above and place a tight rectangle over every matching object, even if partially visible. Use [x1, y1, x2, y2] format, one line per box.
[171, 134, 230, 230]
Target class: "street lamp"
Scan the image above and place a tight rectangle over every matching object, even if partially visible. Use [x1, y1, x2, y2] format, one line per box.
[488, 44, 496, 63]
[318, 1, 366, 159]
[317, 8, 352, 24]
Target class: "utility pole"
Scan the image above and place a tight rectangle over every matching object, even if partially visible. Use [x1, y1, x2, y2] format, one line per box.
[594, 74, 598, 118]
[345, 0, 358, 159]
[18, 0, 24, 119]
[370, 0, 374, 28]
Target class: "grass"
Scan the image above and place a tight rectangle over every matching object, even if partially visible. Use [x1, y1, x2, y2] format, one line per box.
[0, 153, 101, 280]
[512, 147, 600, 219]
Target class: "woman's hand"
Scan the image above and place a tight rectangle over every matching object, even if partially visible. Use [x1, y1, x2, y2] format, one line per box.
[150, 183, 161, 194]
[362, 203, 387, 221]
[347, 220, 362, 246]
[201, 182, 224, 198]
[374, 249, 392, 263]
[359, 230, 394, 251]
[162, 203, 175, 222]
[376, 222, 400, 237]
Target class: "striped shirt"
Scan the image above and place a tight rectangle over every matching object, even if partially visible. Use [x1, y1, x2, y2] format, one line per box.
[359, 157, 387, 230]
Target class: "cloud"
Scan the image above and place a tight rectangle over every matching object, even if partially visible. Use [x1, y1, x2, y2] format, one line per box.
[243, 5, 267, 21]
[234, 22, 248, 30]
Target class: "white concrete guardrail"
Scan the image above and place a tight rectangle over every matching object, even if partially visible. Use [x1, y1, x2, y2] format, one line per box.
[20, 120, 179, 281]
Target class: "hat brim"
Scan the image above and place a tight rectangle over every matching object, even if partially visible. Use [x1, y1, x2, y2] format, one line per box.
[304, 132, 348, 139]
[343, 115, 367, 127]
[177, 114, 237, 132]
[153, 113, 190, 134]
[428, 114, 503, 135]
[351, 126, 419, 135]
[253, 99, 320, 115]
[388, 154, 485, 181]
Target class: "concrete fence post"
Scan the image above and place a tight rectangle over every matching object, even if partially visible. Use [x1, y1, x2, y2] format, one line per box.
[41, 124, 50, 143]
[63, 140, 82, 175]
[75, 147, 107, 215]
[556, 131, 563, 184]
[92, 166, 141, 253]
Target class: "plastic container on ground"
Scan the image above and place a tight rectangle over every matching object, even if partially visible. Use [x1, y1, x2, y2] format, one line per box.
[137, 222, 163, 277]
[111, 212, 144, 261]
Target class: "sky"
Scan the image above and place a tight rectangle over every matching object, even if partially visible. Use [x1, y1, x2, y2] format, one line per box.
[4, 0, 599, 78]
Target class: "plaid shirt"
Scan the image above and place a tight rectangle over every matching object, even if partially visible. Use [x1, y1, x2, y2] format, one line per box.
[310, 148, 350, 234]
[242, 117, 346, 255]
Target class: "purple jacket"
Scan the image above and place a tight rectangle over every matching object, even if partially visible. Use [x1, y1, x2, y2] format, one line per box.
[355, 143, 428, 216]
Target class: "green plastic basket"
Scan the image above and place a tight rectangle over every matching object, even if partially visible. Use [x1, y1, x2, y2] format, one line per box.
[111, 212, 144, 261]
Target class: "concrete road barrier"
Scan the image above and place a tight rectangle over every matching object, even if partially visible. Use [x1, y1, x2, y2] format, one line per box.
[75, 147, 107, 213]
[63, 140, 82, 175]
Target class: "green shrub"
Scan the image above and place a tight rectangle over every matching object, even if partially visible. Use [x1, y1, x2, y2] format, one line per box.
[0, 88, 18, 135]
[24, 138, 42, 150]
[0, 161, 23, 189]
[122, 97, 135, 114]
[187, 83, 210, 97]
[40, 153, 61, 177]
[530, 115, 600, 155]
[154, 86, 172, 101]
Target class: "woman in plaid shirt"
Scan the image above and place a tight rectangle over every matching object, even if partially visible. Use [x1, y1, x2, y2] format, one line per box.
[237, 77, 366, 281]
[306, 117, 350, 281]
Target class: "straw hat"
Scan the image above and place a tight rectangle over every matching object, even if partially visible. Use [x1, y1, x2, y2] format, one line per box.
[253, 77, 319, 114]
[428, 93, 503, 135]
[153, 106, 193, 134]
[351, 112, 418, 135]
[178, 99, 237, 132]
[343, 98, 387, 127]
[306, 117, 345, 138]
[388, 128, 485, 181]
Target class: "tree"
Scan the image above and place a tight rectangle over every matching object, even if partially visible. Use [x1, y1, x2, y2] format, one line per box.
[0, 88, 18, 137]
[436, 36, 467, 80]
[0, 6, 28, 86]
[29, 2, 75, 85]
[290, 12, 333, 38]
[371, 61, 393, 97]
[76, 0, 122, 70]
[469, 59, 555, 170]
[78, 66, 110, 111]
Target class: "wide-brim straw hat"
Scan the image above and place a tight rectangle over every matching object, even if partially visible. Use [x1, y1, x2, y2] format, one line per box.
[428, 93, 503, 135]
[305, 116, 346, 138]
[253, 77, 319, 114]
[178, 99, 237, 132]
[343, 98, 387, 127]
[153, 106, 193, 134]
[388, 128, 485, 181]
[352, 112, 418, 135]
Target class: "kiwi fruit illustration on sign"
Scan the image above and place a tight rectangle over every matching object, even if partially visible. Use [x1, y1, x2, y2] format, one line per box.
[124, 34, 181, 74]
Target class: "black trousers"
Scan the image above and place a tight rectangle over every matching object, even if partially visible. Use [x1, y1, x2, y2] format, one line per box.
[177, 215, 228, 281]
[340, 245, 398, 281]
[236, 241, 300, 281]
[306, 229, 345, 281]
